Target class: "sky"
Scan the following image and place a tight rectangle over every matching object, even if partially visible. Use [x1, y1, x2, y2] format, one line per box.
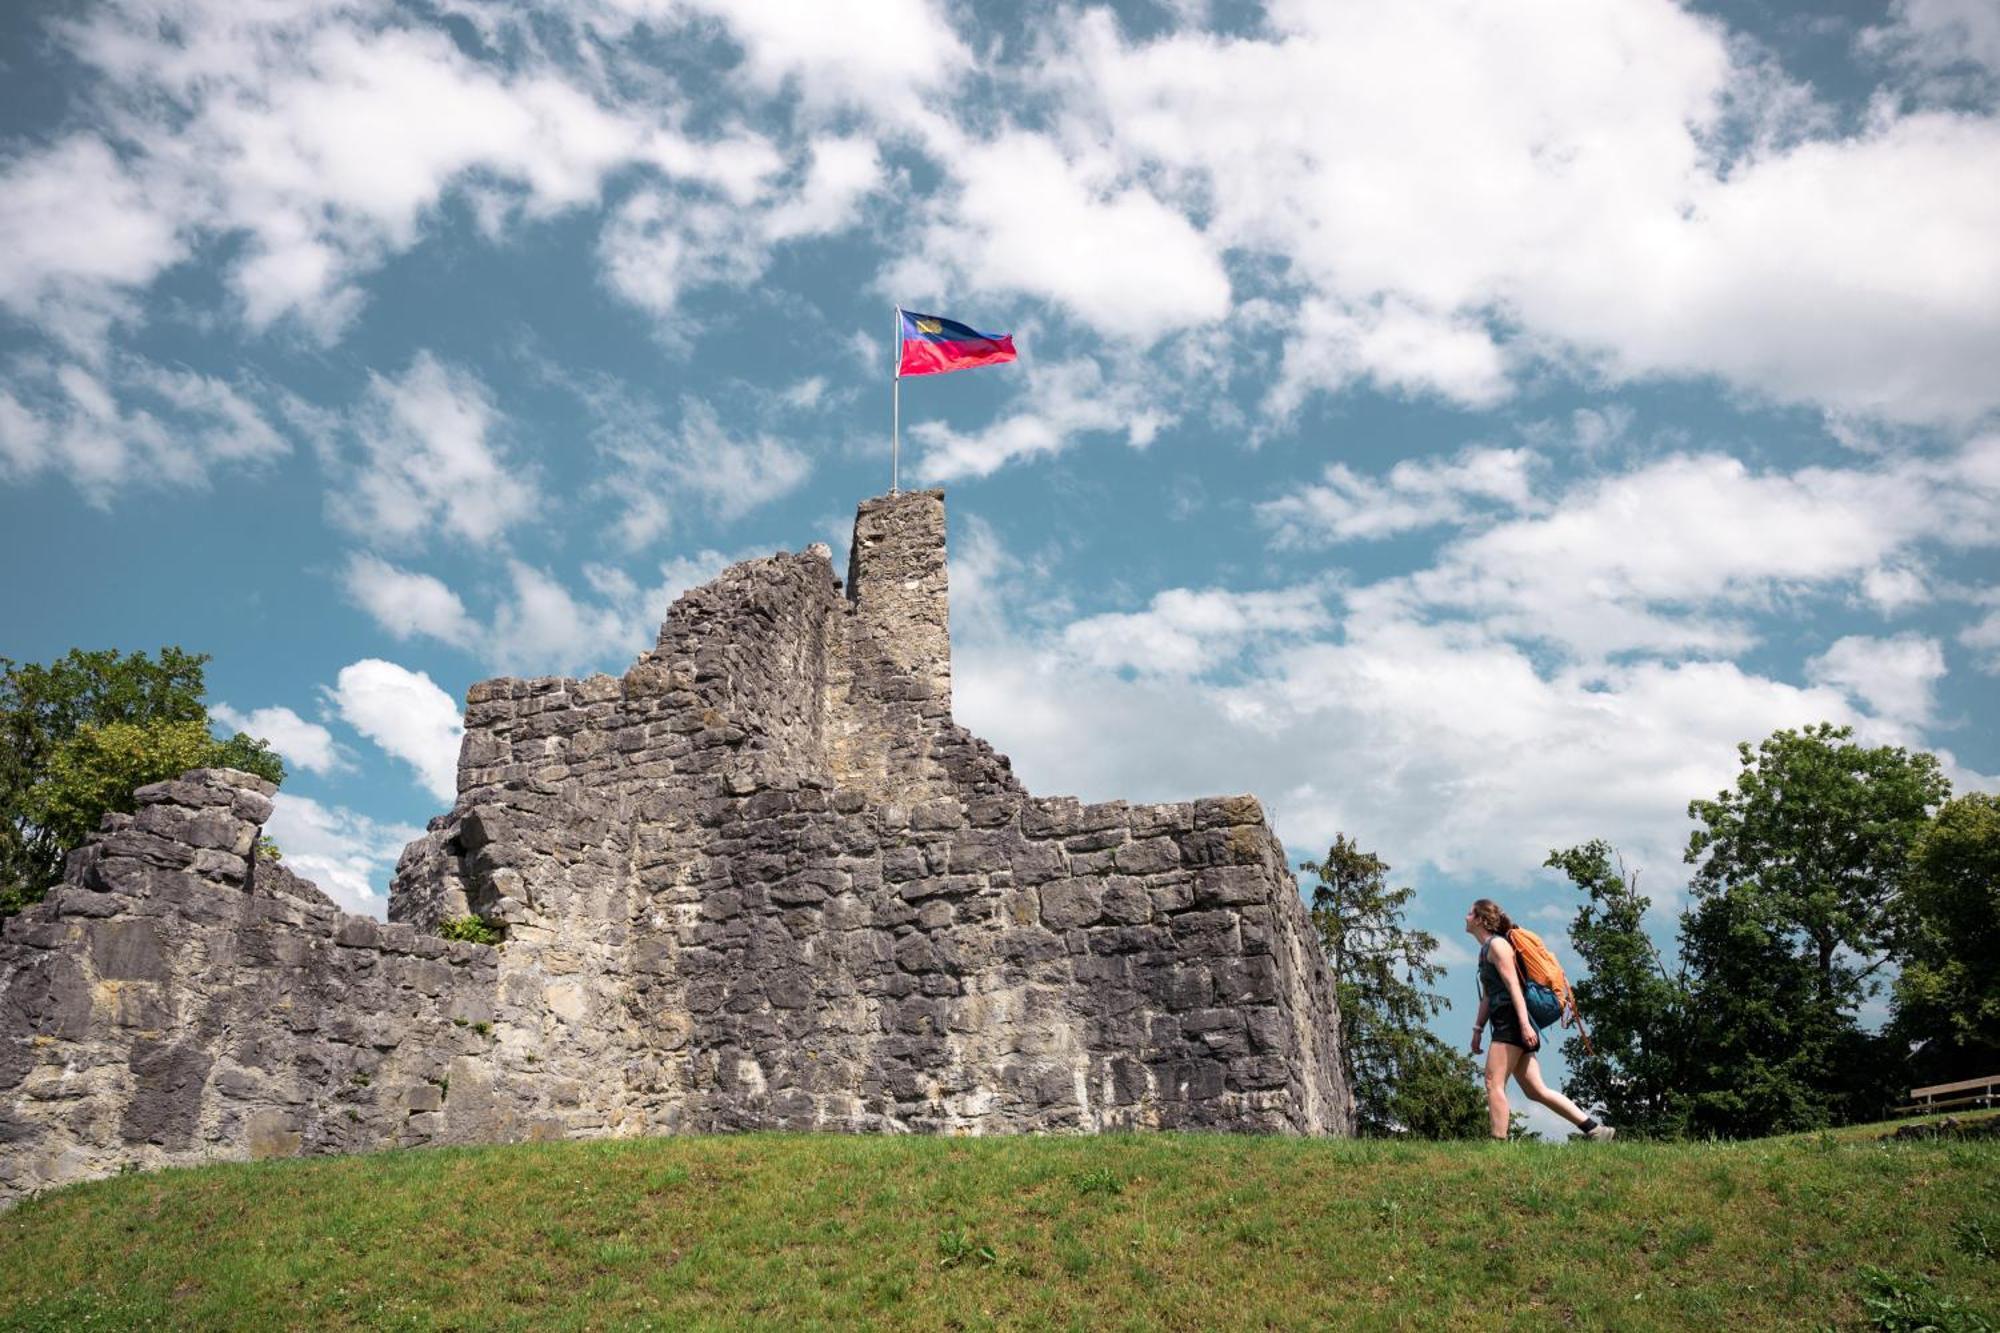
[2, 0, 1997, 1134]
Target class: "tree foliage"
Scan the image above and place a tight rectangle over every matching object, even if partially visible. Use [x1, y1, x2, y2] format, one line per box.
[1891, 792, 2000, 1084]
[1555, 723, 1960, 1139]
[1305, 835, 1486, 1139]
[1545, 840, 1691, 1138]
[1, 649, 284, 914]
[1681, 722, 1948, 1132]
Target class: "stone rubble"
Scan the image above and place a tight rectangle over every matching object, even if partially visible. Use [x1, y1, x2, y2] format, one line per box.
[0, 489, 1351, 1203]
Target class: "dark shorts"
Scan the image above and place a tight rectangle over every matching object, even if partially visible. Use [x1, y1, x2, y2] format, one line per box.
[1489, 1005, 1538, 1051]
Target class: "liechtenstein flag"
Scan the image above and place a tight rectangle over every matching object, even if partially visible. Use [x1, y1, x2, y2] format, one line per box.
[897, 309, 1018, 378]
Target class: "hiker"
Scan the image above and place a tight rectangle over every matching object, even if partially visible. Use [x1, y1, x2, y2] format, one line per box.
[1465, 898, 1614, 1142]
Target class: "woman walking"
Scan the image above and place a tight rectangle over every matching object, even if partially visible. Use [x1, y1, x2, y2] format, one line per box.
[1466, 898, 1614, 1142]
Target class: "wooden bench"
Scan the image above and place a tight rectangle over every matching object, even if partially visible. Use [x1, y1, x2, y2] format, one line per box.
[1894, 1074, 2000, 1116]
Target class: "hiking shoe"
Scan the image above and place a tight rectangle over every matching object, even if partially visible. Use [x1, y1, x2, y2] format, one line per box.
[1585, 1124, 1616, 1142]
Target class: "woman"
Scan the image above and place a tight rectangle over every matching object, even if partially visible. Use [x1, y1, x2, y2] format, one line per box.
[1466, 898, 1614, 1142]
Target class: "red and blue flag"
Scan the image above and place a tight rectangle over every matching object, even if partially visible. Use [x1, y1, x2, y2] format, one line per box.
[897, 309, 1017, 378]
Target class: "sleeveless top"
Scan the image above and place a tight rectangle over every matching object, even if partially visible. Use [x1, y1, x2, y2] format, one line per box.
[1477, 941, 1515, 1014]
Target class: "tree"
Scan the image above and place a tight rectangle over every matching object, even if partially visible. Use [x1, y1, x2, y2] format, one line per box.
[1545, 841, 1691, 1138]
[1891, 793, 2000, 1085]
[1682, 723, 1948, 1131]
[1, 649, 284, 913]
[1304, 835, 1487, 1138]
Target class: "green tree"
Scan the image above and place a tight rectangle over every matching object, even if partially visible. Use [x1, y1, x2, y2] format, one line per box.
[1, 649, 284, 913]
[1682, 722, 1948, 1132]
[1304, 835, 1487, 1138]
[1891, 793, 2000, 1085]
[1545, 840, 1691, 1137]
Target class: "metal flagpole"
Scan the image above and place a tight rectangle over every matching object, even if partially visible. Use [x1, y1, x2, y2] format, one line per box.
[891, 305, 901, 494]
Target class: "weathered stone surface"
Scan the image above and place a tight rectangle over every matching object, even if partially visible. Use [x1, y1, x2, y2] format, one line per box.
[0, 491, 1350, 1204]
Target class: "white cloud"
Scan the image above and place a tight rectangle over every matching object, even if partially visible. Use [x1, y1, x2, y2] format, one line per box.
[1270, 297, 1512, 415]
[0, 356, 289, 502]
[1040, 2, 2000, 424]
[338, 541, 753, 677]
[1806, 633, 1948, 728]
[584, 390, 811, 545]
[1860, 563, 1931, 614]
[911, 356, 1168, 484]
[1962, 608, 2000, 673]
[1860, 0, 2000, 99]
[332, 352, 537, 549]
[1062, 587, 1332, 675]
[341, 553, 482, 648]
[263, 793, 423, 919]
[760, 136, 885, 243]
[488, 561, 645, 676]
[0, 134, 183, 351]
[957, 615, 1873, 897]
[676, 0, 971, 115]
[211, 703, 345, 777]
[898, 131, 1230, 338]
[1379, 442, 2000, 661]
[596, 134, 880, 325]
[1259, 446, 1540, 546]
[326, 659, 464, 803]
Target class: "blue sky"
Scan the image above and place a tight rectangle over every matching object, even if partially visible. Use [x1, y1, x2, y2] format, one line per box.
[3, 0, 1997, 1130]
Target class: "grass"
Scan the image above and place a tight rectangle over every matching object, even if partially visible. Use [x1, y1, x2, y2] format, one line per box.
[0, 1117, 1994, 1331]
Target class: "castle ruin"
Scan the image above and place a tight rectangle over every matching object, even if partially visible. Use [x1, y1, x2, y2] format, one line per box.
[0, 491, 1350, 1202]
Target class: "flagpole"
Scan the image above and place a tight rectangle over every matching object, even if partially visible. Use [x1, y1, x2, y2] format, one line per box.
[891, 305, 901, 494]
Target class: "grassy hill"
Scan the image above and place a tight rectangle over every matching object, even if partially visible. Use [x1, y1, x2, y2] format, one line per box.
[0, 1118, 1994, 1330]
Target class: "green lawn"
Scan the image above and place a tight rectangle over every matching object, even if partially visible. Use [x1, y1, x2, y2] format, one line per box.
[0, 1120, 1994, 1331]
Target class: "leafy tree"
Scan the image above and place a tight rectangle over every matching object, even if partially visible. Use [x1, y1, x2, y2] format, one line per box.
[1682, 723, 1948, 1132]
[1304, 835, 1487, 1138]
[1891, 793, 2000, 1085]
[1545, 841, 1691, 1137]
[1, 649, 284, 913]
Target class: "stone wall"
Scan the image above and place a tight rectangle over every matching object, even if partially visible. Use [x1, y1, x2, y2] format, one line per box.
[0, 770, 505, 1199]
[0, 489, 1351, 1203]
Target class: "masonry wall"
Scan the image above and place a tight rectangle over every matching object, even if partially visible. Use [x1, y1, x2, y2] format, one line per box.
[0, 489, 1351, 1203]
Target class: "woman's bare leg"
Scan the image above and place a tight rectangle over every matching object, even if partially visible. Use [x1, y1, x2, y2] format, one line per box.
[1509, 1047, 1591, 1128]
[1483, 1042, 1514, 1138]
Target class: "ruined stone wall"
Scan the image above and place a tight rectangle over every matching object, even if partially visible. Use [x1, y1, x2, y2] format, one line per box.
[0, 489, 1350, 1203]
[0, 771, 506, 1199]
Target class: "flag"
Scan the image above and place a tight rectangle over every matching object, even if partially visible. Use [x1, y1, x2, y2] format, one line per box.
[897, 309, 1017, 378]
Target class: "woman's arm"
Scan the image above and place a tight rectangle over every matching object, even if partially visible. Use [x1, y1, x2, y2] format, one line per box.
[1488, 936, 1539, 1050]
[1470, 995, 1489, 1053]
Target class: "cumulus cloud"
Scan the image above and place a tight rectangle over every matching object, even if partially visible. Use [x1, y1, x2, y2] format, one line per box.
[0, 135, 184, 351]
[325, 659, 464, 803]
[582, 388, 812, 545]
[911, 357, 1171, 484]
[0, 356, 289, 502]
[488, 561, 647, 676]
[1032, 1, 2000, 425]
[957, 613, 1868, 895]
[898, 132, 1231, 338]
[1372, 439, 2000, 661]
[677, 0, 971, 115]
[331, 352, 537, 550]
[949, 435, 2000, 894]
[1962, 608, 2000, 673]
[263, 793, 423, 918]
[338, 543, 759, 677]
[1259, 446, 1540, 546]
[210, 704, 345, 777]
[1806, 633, 1948, 728]
[341, 553, 482, 648]
[1062, 587, 1332, 675]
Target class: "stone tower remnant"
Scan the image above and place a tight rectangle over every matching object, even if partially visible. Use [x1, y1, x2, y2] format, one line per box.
[0, 490, 1351, 1202]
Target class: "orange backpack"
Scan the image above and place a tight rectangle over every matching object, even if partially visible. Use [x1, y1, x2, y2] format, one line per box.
[1506, 927, 1595, 1054]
